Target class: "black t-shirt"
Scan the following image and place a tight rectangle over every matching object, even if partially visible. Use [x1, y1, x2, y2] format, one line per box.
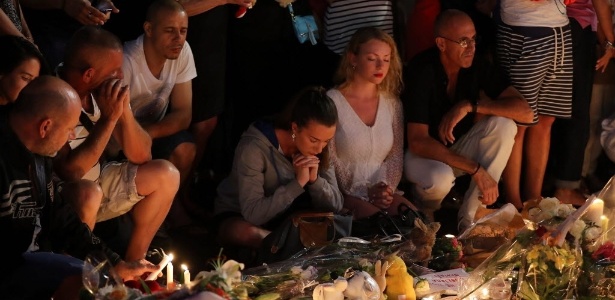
[402, 47, 510, 143]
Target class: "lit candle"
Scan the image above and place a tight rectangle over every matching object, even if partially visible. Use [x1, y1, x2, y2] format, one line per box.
[182, 264, 190, 284]
[166, 262, 174, 286]
[583, 199, 604, 225]
[146, 253, 174, 281]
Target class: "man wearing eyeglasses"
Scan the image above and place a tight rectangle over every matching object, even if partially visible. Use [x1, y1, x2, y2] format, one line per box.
[401, 9, 533, 232]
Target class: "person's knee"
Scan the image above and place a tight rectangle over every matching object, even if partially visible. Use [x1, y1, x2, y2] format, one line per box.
[136, 160, 180, 195]
[485, 117, 517, 140]
[64, 180, 103, 213]
[413, 171, 455, 202]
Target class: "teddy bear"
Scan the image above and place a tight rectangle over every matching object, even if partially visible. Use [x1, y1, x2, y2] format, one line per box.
[397, 219, 440, 263]
[385, 254, 416, 300]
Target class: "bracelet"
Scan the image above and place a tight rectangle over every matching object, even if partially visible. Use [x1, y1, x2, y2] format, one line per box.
[606, 40, 615, 51]
[469, 163, 480, 176]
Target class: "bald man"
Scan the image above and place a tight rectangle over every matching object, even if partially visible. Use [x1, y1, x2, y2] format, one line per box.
[402, 9, 533, 231]
[0, 76, 155, 298]
[122, 0, 196, 197]
[55, 26, 179, 262]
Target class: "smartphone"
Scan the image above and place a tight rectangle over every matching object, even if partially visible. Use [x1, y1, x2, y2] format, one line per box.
[92, 0, 112, 13]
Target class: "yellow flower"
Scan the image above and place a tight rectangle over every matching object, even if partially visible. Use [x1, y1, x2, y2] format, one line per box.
[527, 246, 540, 261]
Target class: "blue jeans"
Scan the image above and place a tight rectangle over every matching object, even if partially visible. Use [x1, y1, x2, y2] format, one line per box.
[0, 252, 83, 299]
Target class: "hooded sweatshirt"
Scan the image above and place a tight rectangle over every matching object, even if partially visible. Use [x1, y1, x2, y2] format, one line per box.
[215, 121, 343, 226]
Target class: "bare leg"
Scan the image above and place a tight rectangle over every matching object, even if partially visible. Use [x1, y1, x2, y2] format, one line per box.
[168, 142, 197, 186]
[523, 115, 555, 201]
[554, 187, 587, 206]
[502, 126, 527, 210]
[191, 116, 218, 171]
[218, 217, 270, 248]
[60, 179, 103, 230]
[125, 160, 179, 261]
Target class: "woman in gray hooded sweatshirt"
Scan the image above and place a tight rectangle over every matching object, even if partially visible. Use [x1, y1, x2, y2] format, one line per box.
[214, 86, 344, 248]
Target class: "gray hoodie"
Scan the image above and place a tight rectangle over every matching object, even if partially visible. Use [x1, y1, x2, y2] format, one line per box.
[215, 123, 344, 226]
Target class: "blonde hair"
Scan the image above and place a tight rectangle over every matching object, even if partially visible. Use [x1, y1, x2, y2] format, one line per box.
[333, 27, 403, 97]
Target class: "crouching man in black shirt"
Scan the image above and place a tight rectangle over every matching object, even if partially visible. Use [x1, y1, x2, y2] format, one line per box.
[0, 76, 156, 299]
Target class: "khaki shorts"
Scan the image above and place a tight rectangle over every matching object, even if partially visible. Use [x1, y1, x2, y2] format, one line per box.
[96, 161, 144, 222]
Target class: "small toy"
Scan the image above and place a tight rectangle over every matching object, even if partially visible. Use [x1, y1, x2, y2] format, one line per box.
[313, 277, 348, 300]
[385, 254, 416, 300]
[374, 260, 390, 300]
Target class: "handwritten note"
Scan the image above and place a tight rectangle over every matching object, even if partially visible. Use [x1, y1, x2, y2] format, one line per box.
[414, 268, 469, 295]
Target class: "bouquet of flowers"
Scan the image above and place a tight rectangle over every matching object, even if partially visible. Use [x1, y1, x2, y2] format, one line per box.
[428, 235, 464, 271]
[516, 232, 580, 300]
[460, 196, 601, 300]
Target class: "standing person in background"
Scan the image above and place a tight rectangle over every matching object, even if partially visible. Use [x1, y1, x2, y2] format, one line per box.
[549, 0, 610, 204]
[583, 0, 615, 192]
[0, 0, 34, 42]
[214, 86, 343, 248]
[327, 27, 418, 220]
[20, 0, 119, 69]
[179, 0, 253, 215]
[320, 0, 395, 84]
[497, 0, 574, 209]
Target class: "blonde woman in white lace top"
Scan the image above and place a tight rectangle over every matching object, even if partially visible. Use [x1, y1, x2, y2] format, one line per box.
[328, 27, 417, 219]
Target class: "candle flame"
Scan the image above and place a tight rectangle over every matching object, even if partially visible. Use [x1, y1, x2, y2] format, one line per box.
[445, 234, 455, 238]
[168, 253, 174, 261]
[182, 264, 188, 271]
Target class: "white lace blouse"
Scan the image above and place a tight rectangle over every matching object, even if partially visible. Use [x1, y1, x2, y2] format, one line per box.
[327, 89, 404, 200]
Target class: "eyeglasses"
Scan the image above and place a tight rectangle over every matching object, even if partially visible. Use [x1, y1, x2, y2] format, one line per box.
[439, 36, 481, 48]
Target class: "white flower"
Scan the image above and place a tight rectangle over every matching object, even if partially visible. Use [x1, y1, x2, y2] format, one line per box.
[358, 258, 373, 269]
[535, 210, 555, 223]
[528, 207, 542, 221]
[585, 226, 603, 242]
[220, 260, 244, 286]
[556, 204, 575, 218]
[538, 197, 560, 213]
[570, 219, 587, 240]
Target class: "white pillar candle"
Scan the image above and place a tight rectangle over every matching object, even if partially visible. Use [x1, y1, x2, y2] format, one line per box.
[166, 262, 174, 286]
[146, 253, 174, 281]
[584, 199, 604, 225]
[182, 264, 190, 284]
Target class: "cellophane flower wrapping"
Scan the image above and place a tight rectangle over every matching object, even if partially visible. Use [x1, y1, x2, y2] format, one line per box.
[238, 236, 433, 299]
[458, 232, 527, 299]
[460, 196, 597, 300]
[516, 237, 581, 300]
